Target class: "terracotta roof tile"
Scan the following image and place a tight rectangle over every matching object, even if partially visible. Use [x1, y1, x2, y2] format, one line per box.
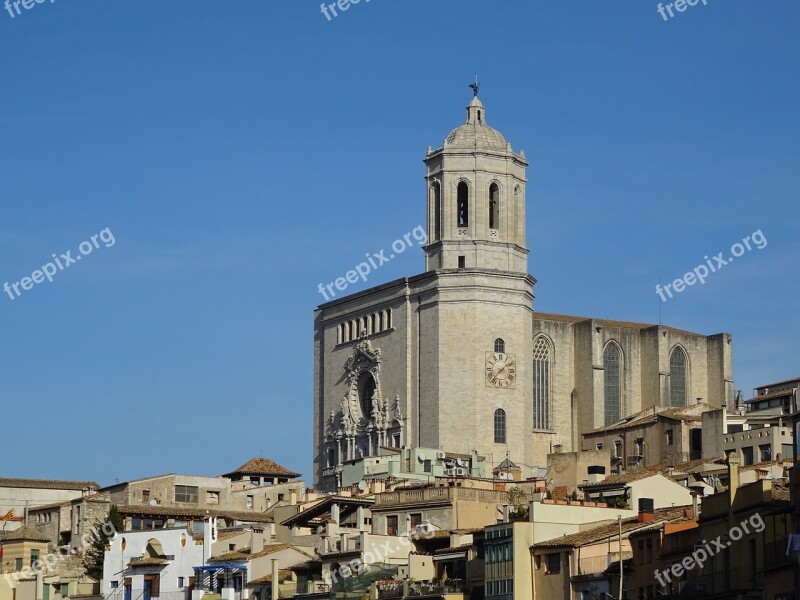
[534, 506, 689, 549]
[0, 478, 97, 491]
[116, 504, 273, 523]
[223, 458, 300, 479]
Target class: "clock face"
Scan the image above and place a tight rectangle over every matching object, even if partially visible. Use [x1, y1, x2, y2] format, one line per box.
[485, 352, 516, 388]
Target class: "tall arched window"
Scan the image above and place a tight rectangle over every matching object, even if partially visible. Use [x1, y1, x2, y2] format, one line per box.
[489, 183, 500, 230]
[494, 409, 507, 444]
[457, 181, 469, 227]
[494, 338, 505, 353]
[431, 182, 442, 241]
[533, 336, 551, 429]
[670, 347, 688, 407]
[603, 343, 622, 426]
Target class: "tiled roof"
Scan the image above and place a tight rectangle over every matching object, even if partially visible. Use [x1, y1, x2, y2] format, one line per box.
[746, 388, 795, 403]
[248, 570, 293, 585]
[0, 478, 97, 491]
[587, 405, 705, 435]
[534, 507, 689, 549]
[129, 557, 170, 566]
[116, 504, 273, 523]
[210, 544, 312, 562]
[0, 525, 50, 542]
[223, 458, 300, 479]
[28, 501, 71, 512]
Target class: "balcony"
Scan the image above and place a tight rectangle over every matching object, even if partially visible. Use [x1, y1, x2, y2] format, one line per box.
[376, 580, 467, 600]
[374, 487, 529, 507]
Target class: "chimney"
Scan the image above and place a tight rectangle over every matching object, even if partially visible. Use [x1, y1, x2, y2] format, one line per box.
[528, 501, 536, 523]
[251, 528, 264, 554]
[691, 493, 699, 518]
[203, 516, 217, 562]
[728, 452, 740, 506]
[271, 558, 280, 600]
[637, 498, 655, 523]
[331, 503, 340, 524]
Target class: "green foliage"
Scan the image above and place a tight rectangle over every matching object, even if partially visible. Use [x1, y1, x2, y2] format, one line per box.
[83, 506, 124, 581]
[613, 497, 631, 510]
[506, 486, 528, 517]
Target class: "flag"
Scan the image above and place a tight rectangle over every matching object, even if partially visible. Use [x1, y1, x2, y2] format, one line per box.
[1, 509, 13, 521]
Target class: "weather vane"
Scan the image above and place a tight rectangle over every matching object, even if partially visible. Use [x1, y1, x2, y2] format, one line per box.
[468, 75, 479, 98]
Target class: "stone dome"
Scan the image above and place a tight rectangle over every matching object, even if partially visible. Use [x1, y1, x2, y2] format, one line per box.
[444, 97, 510, 152]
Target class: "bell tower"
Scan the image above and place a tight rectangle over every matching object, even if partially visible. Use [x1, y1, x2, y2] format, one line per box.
[423, 94, 529, 274]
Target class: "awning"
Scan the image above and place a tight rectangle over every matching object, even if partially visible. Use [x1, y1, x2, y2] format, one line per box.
[193, 565, 247, 571]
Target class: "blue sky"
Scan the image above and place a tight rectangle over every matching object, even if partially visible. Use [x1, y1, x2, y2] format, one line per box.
[0, 0, 797, 485]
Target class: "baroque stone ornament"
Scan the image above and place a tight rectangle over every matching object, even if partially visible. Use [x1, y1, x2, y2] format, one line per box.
[326, 332, 405, 462]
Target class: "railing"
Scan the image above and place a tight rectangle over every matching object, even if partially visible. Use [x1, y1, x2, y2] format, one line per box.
[408, 580, 467, 597]
[764, 539, 792, 568]
[374, 487, 533, 507]
[693, 567, 762, 594]
[376, 580, 467, 599]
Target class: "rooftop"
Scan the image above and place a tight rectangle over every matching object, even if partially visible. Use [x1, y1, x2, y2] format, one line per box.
[533, 506, 689, 549]
[223, 458, 301, 480]
[0, 478, 98, 491]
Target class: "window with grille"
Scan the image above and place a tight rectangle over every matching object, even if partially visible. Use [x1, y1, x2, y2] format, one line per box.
[533, 336, 551, 429]
[604, 343, 622, 426]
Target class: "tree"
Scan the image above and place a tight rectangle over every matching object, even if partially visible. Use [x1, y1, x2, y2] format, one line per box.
[83, 505, 124, 581]
[506, 486, 528, 518]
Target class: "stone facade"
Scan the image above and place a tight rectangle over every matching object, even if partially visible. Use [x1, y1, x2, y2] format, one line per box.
[313, 95, 734, 489]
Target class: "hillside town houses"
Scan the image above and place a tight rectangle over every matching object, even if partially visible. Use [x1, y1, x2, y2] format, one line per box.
[3, 98, 798, 600]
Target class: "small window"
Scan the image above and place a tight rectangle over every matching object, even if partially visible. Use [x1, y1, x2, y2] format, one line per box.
[423, 459, 432, 473]
[665, 430, 674, 446]
[326, 447, 335, 467]
[410, 513, 422, 530]
[206, 491, 220, 505]
[277, 494, 285, 502]
[177, 578, 185, 588]
[489, 183, 500, 230]
[229, 544, 236, 551]
[457, 181, 469, 227]
[246, 495, 254, 509]
[142, 490, 150, 503]
[30, 549, 39, 567]
[175, 485, 199, 503]
[458, 256, 466, 269]
[386, 515, 399, 536]
[494, 409, 507, 444]
[545, 553, 560, 574]
[595, 443, 604, 451]
[110, 582, 119, 589]
[494, 338, 505, 353]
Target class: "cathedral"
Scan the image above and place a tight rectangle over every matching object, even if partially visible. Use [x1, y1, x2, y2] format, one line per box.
[312, 93, 734, 490]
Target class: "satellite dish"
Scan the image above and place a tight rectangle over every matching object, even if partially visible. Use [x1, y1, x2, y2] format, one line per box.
[357, 481, 367, 491]
[149, 500, 158, 506]
[418, 453, 427, 462]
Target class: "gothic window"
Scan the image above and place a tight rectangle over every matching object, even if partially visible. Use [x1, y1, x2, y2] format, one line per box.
[489, 183, 500, 230]
[431, 182, 442, 241]
[457, 181, 469, 227]
[358, 373, 376, 418]
[494, 409, 507, 444]
[533, 336, 552, 429]
[669, 347, 688, 407]
[494, 338, 505, 353]
[603, 342, 622, 426]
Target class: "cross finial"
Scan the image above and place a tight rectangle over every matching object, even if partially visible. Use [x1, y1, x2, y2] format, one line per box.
[468, 75, 479, 98]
